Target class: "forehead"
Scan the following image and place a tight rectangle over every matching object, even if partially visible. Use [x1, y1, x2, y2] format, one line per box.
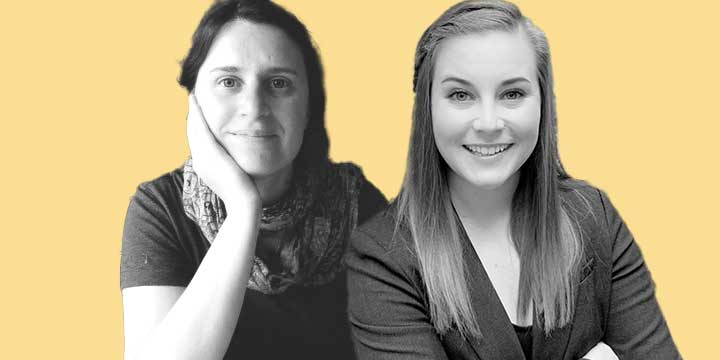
[433, 30, 536, 83]
[201, 20, 305, 72]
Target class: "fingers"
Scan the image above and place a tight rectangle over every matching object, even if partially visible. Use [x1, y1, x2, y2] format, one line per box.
[187, 93, 232, 167]
[187, 93, 216, 157]
[186, 93, 244, 183]
[185, 94, 261, 210]
[189, 93, 212, 141]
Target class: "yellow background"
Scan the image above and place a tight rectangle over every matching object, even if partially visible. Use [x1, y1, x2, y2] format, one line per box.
[1, 0, 716, 358]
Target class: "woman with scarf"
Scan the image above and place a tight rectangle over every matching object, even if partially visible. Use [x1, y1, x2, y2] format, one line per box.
[119, 1, 386, 359]
[346, 1, 680, 359]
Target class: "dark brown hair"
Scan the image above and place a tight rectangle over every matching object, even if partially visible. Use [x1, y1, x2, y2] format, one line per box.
[178, 0, 329, 169]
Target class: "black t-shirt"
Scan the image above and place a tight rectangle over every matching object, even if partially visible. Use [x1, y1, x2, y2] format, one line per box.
[120, 165, 388, 359]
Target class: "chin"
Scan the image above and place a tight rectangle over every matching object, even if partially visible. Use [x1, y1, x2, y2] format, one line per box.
[465, 177, 511, 191]
[242, 166, 282, 179]
[451, 166, 519, 192]
[232, 155, 292, 179]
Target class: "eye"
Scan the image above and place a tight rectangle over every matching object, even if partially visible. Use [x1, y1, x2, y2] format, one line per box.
[269, 78, 290, 89]
[449, 90, 472, 102]
[219, 77, 239, 88]
[501, 89, 526, 101]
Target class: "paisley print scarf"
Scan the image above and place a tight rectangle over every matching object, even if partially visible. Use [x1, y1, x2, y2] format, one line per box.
[181, 159, 362, 294]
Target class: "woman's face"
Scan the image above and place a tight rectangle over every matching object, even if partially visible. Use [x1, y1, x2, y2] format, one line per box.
[431, 30, 541, 191]
[194, 20, 309, 179]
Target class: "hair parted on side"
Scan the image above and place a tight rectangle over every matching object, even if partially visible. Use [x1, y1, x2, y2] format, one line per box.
[178, 0, 329, 169]
[396, 0, 585, 338]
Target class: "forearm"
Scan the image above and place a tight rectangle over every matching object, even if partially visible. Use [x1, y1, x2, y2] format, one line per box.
[131, 212, 259, 360]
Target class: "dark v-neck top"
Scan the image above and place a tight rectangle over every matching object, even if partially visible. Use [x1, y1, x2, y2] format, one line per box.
[452, 201, 535, 359]
[513, 324, 533, 359]
[346, 181, 681, 359]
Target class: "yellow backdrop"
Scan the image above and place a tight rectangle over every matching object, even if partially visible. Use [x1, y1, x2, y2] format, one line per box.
[1, 0, 716, 358]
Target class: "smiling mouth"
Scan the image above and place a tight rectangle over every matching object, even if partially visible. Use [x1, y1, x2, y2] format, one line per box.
[463, 143, 513, 157]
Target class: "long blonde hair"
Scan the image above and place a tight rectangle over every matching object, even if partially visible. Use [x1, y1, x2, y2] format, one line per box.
[396, 0, 583, 338]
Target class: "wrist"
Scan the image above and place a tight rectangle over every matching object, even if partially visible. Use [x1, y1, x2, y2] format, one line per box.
[225, 197, 261, 222]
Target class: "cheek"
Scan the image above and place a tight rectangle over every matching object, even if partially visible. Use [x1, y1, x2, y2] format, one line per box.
[432, 110, 465, 150]
[432, 115, 462, 172]
[275, 94, 309, 137]
[508, 101, 541, 146]
[431, 114, 447, 149]
[431, 97, 456, 146]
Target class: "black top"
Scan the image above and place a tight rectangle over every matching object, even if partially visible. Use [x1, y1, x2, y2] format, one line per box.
[512, 324, 533, 359]
[346, 181, 681, 359]
[120, 165, 388, 360]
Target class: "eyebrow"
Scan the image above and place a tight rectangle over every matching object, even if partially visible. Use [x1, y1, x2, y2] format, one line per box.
[209, 66, 299, 76]
[440, 76, 531, 86]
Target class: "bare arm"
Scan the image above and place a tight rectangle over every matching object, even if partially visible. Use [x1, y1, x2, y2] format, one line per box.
[123, 211, 258, 360]
[122, 94, 261, 360]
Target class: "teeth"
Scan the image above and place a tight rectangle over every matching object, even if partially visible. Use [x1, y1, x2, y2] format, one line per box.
[465, 144, 510, 156]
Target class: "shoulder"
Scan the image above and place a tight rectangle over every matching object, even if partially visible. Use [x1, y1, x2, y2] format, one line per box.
[327, 162, 389, 225]
[559, 179, 624, 266]
[327, 161, 362, 177]
[123, 165, 188, 243]
[133, 166, 184, 206]
[325, 161, 374, 194]
[350, 203, 417, 266]
[121, 165, 198, 289]
[560, 179, 613, 229]
[559, 179, 603, 215]
[346, 203, 424, 295]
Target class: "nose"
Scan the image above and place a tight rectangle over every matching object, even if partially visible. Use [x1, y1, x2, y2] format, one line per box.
[238, 85, 271, 120]
[471, 101, 504, 133]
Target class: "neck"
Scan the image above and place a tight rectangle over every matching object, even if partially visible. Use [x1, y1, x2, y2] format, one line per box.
[448, 172, 520, 230]
[253, 164, 294, 206]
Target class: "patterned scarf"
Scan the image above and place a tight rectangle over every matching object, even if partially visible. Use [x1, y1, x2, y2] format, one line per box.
[181, 159, 362, 294]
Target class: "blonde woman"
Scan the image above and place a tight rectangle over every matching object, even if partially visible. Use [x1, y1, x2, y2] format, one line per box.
[346, 1, 680, 359]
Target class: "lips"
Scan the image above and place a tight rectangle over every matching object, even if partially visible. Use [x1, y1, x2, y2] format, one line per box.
[229, 131, 276, 137]
[462, 143, 513, 157]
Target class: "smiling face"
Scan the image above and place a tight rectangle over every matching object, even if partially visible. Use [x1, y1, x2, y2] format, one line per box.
[431, 29, 541, 192]
[193, 20, 309, 179]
